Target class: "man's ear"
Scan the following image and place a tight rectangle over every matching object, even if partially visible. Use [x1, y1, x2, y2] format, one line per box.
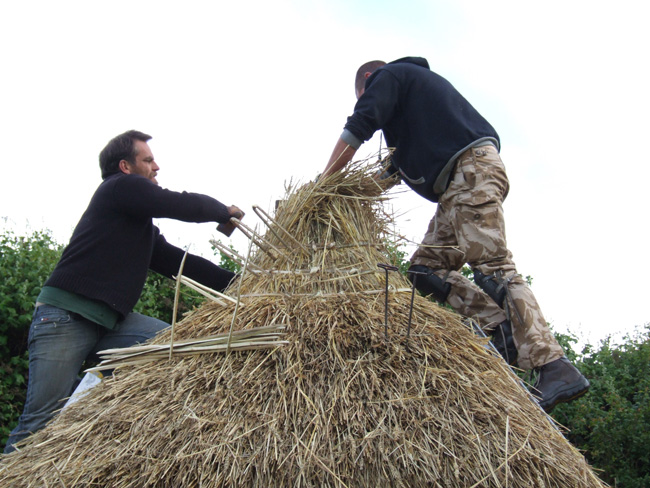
[364, 71, 372, 80]
[118, 160, 132, 174]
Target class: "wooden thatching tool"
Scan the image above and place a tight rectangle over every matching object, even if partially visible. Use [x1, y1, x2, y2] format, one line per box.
[217, 208, 245, 237]
[377, 263, 398, 339]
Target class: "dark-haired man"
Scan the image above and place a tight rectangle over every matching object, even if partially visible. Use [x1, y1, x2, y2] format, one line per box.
[321, 57, 589, 413]
[4, 130, 242, 453]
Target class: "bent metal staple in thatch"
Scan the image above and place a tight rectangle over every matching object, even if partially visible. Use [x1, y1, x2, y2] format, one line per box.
[0, 161, 606, 487]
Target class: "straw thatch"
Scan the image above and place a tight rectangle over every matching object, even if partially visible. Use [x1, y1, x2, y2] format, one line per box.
[0, 161, 607, 487]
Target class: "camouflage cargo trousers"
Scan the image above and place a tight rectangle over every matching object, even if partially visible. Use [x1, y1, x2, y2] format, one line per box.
[410, 144, 564, 370]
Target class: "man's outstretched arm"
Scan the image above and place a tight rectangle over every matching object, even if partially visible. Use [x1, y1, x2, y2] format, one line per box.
[321, 137, 358, 178]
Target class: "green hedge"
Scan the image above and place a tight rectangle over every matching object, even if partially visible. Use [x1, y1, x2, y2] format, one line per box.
[553, 327, 650, 488]
[0, 230, 63, 444]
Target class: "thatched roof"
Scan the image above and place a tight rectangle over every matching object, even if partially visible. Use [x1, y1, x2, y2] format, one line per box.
[0, 162, 606, 487]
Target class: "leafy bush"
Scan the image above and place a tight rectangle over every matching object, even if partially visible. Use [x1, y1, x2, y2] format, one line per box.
[0, 230, 63, 443]
[211, 240, 242, 274]
[383, 241, 410, 276]
[553, 326, 650, 488]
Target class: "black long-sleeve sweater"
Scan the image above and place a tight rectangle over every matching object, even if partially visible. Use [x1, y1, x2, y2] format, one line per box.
[343, 57, 500, 202]
[44, 173, 235, 318]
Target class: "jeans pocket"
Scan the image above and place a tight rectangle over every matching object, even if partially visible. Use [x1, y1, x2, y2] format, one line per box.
[29, 307, 73, 345]
[33, 306, 72, 327]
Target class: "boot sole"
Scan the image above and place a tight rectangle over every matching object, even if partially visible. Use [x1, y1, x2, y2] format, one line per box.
[540, 377, 590, 413]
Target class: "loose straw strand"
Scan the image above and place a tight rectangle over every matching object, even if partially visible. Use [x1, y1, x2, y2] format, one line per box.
[225, 224, 256, 356]
[170, 247, 189, 361]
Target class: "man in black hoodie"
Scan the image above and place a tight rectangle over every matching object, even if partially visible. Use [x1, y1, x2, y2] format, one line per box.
[4, 130, 242, 453]
[321, 57, 589, 413]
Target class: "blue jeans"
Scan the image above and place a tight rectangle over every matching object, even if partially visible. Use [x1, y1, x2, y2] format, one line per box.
[3, 305, 169, 453]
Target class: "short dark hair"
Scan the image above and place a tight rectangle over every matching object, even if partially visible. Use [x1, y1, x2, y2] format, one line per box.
[99, 130, 152, 179]
[355, 60, 386, 95]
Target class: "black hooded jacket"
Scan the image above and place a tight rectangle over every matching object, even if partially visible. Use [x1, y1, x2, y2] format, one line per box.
[343, 57, 500, 202]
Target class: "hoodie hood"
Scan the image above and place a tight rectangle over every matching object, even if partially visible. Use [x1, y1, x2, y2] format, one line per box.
[388, 56, 430, 70]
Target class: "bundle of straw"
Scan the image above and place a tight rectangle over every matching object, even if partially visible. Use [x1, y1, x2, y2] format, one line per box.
[85, 324, 288, 372]
[0, 160, 607, 487]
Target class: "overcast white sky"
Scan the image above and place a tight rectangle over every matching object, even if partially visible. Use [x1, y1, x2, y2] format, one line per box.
[1, 0, 648, 347]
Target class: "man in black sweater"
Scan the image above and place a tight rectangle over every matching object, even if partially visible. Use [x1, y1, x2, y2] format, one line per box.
[321, 57, 589, 413]
[4, 130, 242, 453]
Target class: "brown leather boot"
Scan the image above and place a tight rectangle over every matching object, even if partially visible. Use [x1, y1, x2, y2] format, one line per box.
[533, 357, 590, 413]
